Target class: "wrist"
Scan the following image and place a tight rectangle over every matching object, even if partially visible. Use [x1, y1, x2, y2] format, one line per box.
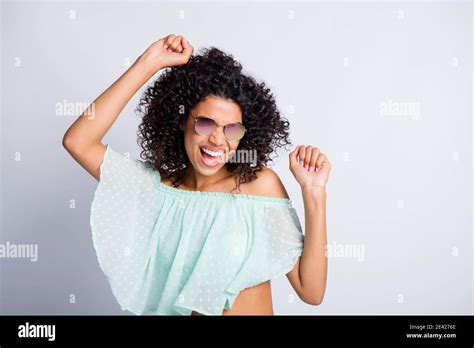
[135, 53, 163, 76]
[301, 184, 327, 198]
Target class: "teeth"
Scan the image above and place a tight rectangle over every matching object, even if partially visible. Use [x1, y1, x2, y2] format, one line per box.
[202, 147, 224, 157]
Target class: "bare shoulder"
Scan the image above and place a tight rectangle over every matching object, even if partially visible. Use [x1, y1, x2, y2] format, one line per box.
[241, 166, 290, 199]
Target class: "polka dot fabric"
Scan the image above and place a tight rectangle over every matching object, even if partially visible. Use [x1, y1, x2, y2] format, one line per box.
[90, 145, 305, 315]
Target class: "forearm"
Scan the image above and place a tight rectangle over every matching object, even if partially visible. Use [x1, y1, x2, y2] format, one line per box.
[63, 55, 160, 150]
[299, 185, 328, 303]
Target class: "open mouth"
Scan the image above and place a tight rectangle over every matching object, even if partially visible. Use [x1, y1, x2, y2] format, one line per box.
[199, 146, 225, 167]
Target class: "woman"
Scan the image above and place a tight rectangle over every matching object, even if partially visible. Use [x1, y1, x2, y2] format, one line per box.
[63, 34, 331, 316]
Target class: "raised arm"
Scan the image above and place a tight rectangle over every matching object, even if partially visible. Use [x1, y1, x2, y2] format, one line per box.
[62, 34, 193, 180]
[287, 145, 331, 305]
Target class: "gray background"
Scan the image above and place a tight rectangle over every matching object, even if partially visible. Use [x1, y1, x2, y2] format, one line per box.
[0, 1, 472, 315]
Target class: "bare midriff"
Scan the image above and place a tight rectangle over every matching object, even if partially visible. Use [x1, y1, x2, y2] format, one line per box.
[190, 280, 273, 316]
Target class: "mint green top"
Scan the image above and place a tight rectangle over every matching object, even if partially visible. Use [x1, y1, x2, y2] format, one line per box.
[90, 144, 305, 315]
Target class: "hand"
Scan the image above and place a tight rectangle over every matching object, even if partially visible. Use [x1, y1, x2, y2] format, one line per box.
[139, 34, 194, 74]
[289, 145, 331, 190]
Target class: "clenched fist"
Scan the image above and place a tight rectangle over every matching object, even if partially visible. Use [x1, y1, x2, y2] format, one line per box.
[139, 34, 194, 74]
[289, 145, 331, 190]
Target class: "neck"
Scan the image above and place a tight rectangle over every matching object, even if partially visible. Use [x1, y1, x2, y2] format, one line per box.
[182, 162, 233, 190]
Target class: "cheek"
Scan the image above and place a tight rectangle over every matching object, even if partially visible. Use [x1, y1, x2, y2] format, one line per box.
[184, 130, 203, 156]
[182, 132, 193, 158]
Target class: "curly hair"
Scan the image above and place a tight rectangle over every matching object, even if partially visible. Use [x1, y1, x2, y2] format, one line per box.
[135, 46, 292, 192]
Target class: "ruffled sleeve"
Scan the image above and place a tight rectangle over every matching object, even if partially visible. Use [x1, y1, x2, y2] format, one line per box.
[222, 201, 305, 308]
[89, 144, 161, 314]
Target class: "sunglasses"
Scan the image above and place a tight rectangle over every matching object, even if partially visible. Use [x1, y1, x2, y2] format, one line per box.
[190, 115, 247, 142]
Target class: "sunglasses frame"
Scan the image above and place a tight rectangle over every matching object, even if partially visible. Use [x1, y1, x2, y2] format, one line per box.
[190, 114, 247, 141]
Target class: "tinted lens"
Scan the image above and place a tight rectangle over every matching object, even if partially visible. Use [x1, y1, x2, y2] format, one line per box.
[225, 123, 245, 141]
[195, 117, 216, 136]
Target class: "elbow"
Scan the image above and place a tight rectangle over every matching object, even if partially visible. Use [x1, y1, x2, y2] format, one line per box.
[304, 296, 324, 306]
[62, 132, 79, 155]
[62, 126, 76, 150]
[62, 132, 72, 150]
[62, 131, 88, 155]
[301, 290, 325, 306]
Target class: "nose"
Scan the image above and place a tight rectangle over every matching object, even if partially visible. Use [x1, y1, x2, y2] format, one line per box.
[208, 125, 226, 146]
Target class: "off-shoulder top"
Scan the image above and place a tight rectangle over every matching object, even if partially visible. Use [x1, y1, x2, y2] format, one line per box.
[89, 144, 305, 315]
